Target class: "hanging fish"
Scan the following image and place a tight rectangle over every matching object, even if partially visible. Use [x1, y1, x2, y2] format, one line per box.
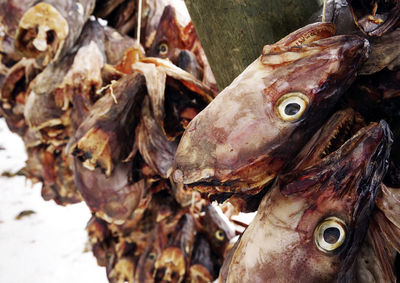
[173, 22, 369, 198]
[220, 118, 392, 282]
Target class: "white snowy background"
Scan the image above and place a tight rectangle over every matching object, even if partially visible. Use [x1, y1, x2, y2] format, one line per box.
[0, 118, 108, 283]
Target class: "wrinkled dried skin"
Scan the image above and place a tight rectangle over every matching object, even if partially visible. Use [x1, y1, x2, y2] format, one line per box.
[40, 149, 81, 204]
[24, 48, 76, 136]
[75, 160, 145, 224]
[15, 0, 95, 65]
[136, 97, 178, 178]
[223, 121, 392, 282]
[53, 40, 104, 110]
[347, 0, 400, 36]
[71, 73, 146, 176]
[0, 58, 41, 135]
[173, 22, 369, 196]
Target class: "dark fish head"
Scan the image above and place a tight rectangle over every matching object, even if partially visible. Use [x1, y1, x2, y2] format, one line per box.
[173, 23, 370, 195]
[146, 5, 183, 62]
[223, 120, 392, 282]
[201, 205, 235, 254]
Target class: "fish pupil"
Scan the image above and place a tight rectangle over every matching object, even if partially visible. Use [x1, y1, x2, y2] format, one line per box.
[323, 227, 340, 244]
[284, 103, 300, 116]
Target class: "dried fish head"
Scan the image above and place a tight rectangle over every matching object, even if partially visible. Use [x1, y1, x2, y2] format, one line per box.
[222, 120, 392, 282]
[173, 22, 370, 196]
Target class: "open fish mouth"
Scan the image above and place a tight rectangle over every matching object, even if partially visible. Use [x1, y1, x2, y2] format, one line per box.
[287, 108, 367, 171]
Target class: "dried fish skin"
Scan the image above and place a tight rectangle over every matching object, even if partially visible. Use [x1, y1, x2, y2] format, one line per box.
[15, 0, 95, 65]
[75, 160, 145, 223]
[40, 148, 82, 204]
[0, 58, 41, 135]
[136, 96, 178, 179]
[173, 23, 369, 195]
[71, 72, 146, 176]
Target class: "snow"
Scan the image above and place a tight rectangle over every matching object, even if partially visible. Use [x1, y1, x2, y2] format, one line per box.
[0, 118, 108, 283]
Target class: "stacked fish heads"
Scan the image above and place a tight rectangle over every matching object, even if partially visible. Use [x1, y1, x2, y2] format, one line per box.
[221, 109, 393, 282]
[173, 22, 370, 200]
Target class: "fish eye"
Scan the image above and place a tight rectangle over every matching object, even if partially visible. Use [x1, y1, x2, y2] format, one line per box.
[158, 42, 169, 57]
[215, 229, 226, 241]
[148, 252, 156, 261]
[276, 92, 309, 122]
[314, 216, 346, 253]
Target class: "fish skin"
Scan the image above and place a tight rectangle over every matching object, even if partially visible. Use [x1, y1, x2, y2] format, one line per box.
[173, 23, 370, 195]
[221, 121, 392, 282]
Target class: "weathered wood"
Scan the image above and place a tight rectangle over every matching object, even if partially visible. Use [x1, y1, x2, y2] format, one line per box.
[185, 0, 322, 89]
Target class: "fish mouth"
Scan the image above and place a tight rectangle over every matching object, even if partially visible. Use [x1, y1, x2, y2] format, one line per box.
[288, 108, 366, 171]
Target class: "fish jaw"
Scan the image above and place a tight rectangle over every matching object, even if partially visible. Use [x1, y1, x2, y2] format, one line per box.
[223, 121, 392, 282]
[173, 31, 369, 195]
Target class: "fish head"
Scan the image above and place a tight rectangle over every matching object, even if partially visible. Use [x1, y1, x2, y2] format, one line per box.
[200, 205, 235, 254]
[223, 120, 392, 282]
[173, 23, 370, 195]
[146, 5, 184, 62]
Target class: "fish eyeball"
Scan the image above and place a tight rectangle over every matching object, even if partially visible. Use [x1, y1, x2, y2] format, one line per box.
[158, 42, 169, 57]
[276, 92, 309, 122]
[314, 216, 346, 253]
[148, 252, 156, 261]
[215, 229, 226, 241]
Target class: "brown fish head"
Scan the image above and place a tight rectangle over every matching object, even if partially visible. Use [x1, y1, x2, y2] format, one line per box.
[223, 120, 392, 282]
[200, 205, 235, 255]
[146, 5, 185, 62]
[135, 224, 167, 283]
[173, 23, 370, 195]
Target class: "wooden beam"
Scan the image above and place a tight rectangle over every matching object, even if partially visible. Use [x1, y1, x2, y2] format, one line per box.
[185, 0, 322, 89]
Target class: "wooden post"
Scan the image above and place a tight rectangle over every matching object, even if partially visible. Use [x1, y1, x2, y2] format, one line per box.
[185, 0, 322, 89]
